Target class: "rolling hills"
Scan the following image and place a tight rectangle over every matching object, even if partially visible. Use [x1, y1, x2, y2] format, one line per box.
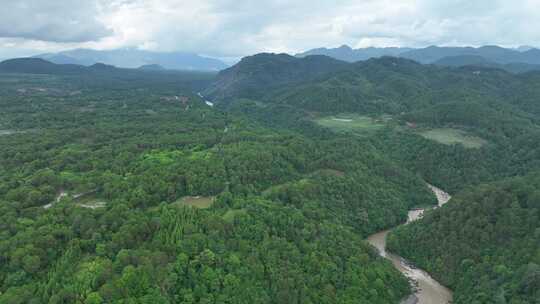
[206, 53, 537, 118]
[298, 45, 540, 72]
[34, 48, 228, 71]
[296, 45, 413, 62]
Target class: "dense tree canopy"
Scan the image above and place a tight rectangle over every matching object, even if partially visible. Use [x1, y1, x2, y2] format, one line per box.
[0, 71, 433, 303]
[2, 54, 540, 303]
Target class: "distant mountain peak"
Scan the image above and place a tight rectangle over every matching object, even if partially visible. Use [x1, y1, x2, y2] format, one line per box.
[479, 45, 504, 49]
[90, 62, 116, 69]
[138, 64, 166, 70]
[296, 45, 413, 62]
[516, 45, 536, 52]
[338, 44, 353, 50]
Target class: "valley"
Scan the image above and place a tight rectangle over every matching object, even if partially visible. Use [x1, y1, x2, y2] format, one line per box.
[0, 52, 538, 304]
[2, 2, 540, 303]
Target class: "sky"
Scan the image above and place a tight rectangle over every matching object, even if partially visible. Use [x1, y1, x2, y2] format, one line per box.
[1, 0, 539, 61]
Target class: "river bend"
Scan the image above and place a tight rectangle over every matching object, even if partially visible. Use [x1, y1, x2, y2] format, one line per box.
[366, 184, 453, 304]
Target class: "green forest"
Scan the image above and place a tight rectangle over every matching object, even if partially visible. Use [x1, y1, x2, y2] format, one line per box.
[1, 53, 540, 303]
[0, 71, 432, 303]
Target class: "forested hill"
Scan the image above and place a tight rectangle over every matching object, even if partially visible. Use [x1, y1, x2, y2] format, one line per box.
[202, 53, 349, 102]
[206, 53, 540, 128]
[205, 53, 540, 194]
[206, 53, 533, 114]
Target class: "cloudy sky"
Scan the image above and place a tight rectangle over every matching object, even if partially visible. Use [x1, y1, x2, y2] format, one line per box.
[1, 0, 539, 60]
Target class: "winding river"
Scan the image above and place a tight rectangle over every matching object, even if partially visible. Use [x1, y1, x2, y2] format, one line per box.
[367, 185, 453, 304]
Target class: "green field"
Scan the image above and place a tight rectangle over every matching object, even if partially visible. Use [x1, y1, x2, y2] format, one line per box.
[419, 128, 487, 148]
[73, 192, 107, 209]
[315, 114, 387, 134]
[173, 196, 215, 209]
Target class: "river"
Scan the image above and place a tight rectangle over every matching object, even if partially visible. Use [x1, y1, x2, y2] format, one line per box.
[366, 184, 453, 304]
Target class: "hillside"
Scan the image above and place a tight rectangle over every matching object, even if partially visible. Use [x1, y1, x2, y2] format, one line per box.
[213, 54, 540, 192]
[203, 53, 349, 102]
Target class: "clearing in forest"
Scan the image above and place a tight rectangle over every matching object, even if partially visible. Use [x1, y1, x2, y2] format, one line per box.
[75, 193, 107, 209]
[0, 130, 16, 136]
[174, 196, 215, 209]
[315, 114, 388, 134]
[419, 128, 487, 148]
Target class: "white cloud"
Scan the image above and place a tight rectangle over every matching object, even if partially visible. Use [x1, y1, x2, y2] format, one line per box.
[0, 0, 539, 59]
[0, 1, 112, 42]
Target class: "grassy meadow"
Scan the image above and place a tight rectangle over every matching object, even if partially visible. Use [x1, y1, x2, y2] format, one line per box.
[419, 128, 487, 148]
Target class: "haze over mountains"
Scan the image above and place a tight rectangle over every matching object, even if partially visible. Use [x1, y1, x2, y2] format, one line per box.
[0, 57, 220, 81]
[0, 58, 145, 75]
[4, 44, 540, 74]
[297, 45, 540, 72]
[33, 49, 228, 71]
[296, 45, 414, 62]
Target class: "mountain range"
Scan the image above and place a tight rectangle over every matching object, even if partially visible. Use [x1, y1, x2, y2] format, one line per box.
[296, 45, 413, 62]
[297, 45, 540, 72]
[34, 49, 228, 71]
[432, 55, 540, 73]
[205, 52, 540, 121]
[0, 58, 217, 78]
